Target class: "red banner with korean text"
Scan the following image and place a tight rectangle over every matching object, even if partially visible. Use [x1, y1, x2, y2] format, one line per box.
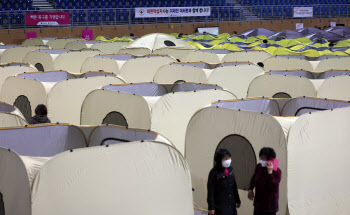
[25, 12, 70, 26]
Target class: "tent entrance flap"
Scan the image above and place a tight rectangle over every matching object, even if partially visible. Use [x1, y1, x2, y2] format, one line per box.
[35, 63, 44, 72]
[273, 92, 292, 99]
[164, 40, 176, 47]
[13, 95, 31, 122]
[102, 111, 128, 127]
[216, 134, 257, 191]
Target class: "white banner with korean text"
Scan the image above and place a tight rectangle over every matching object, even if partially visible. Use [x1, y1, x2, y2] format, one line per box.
[293, 7, 313, 18]
[135, 7, 211, 18]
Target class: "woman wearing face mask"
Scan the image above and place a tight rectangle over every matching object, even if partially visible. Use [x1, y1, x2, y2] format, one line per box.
[248, 147, 281, 215]
[207, 148, 241, 215]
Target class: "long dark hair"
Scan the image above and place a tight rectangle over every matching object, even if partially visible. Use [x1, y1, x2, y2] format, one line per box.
[214, 148, 231, 169]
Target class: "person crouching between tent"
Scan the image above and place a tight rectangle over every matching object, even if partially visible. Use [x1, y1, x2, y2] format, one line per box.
[29, 104, 51, 124]
[207, 149, 241, 215]
[248, 147, 281, 215]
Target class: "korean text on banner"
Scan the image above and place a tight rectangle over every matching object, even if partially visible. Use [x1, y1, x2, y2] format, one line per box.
[135, 7, 211, 18]
[293, 7, 313, 18]
[82, 30, 93, 41]
[25, 12, 70, 26]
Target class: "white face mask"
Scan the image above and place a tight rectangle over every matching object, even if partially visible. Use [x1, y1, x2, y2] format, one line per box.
[222, 159, 231, 168]
[260, 160, 268, 167]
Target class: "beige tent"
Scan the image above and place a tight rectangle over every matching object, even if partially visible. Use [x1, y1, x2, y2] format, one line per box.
[0, 46, 19, 57]
[0, 146, 32, 215]
[0, 46, 44, 64]
[21, 38, 45, 47]
[90, 41, 130, 54]
[222, 50, 272, 64]
[0, 75, 125, 124]
[182, 51, 221, 65]
[48, 76, 124, 124]
[288, 107, 350, 215]
[0, 101, 27, 127]
[120, 55, 176, 82]
[317, 76, 350, 101]
[64, 40, 103, 50]
[0, 64, 37, 94]
[247, 74, 317, 98]
[23, 49, 70, 71]
[262, 57, 314, 72]
[198, 50, 230, 62]
[53, 50, 104, 74]
[81, 89, 154, 128]
[154, 64, 208, 84]
[81, 54, 135, 75]
[314, 57, 350, 73]
[0, 124, 87, 215]
[119, 33, 195, 57]
[31, 141, 194, 215]
[151, 90, 235, 154]
[185, 107, 294, 215]
[208, 65, 265, 98]
[82, 87, 235, 154]
[0, 112, 27, 127]
[172, 62, 213, 78]
[46, 38, 84, 49]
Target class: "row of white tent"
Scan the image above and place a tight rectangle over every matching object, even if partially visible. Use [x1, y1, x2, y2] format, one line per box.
[1, 75, 350, 155]
[1, 61, 350, 101]
[1, 45, 350, 73]
[1, 105, 350, 215]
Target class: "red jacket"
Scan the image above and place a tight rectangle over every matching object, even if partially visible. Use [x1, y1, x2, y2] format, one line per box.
[249, 164, 282, 213]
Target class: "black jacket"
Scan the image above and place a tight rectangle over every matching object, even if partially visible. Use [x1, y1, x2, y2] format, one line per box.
[28, 115, 51, 124]
[207, 166, 241, 215]
[0, 192, 5, 215]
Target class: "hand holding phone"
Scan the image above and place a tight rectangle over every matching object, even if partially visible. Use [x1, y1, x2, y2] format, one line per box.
[268, 158, 279, 174]
[267, 162, 273, 174]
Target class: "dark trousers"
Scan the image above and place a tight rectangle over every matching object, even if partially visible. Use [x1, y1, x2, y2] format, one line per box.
[254, 209, 276, 215]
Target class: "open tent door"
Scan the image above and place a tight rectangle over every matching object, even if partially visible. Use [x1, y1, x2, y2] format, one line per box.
[34, 63, 44, 72]
[13, 95, 31, 122]
[102, 111, 128, 127]
[216, 134, 256, 190]
[273, 92, 292, 98]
